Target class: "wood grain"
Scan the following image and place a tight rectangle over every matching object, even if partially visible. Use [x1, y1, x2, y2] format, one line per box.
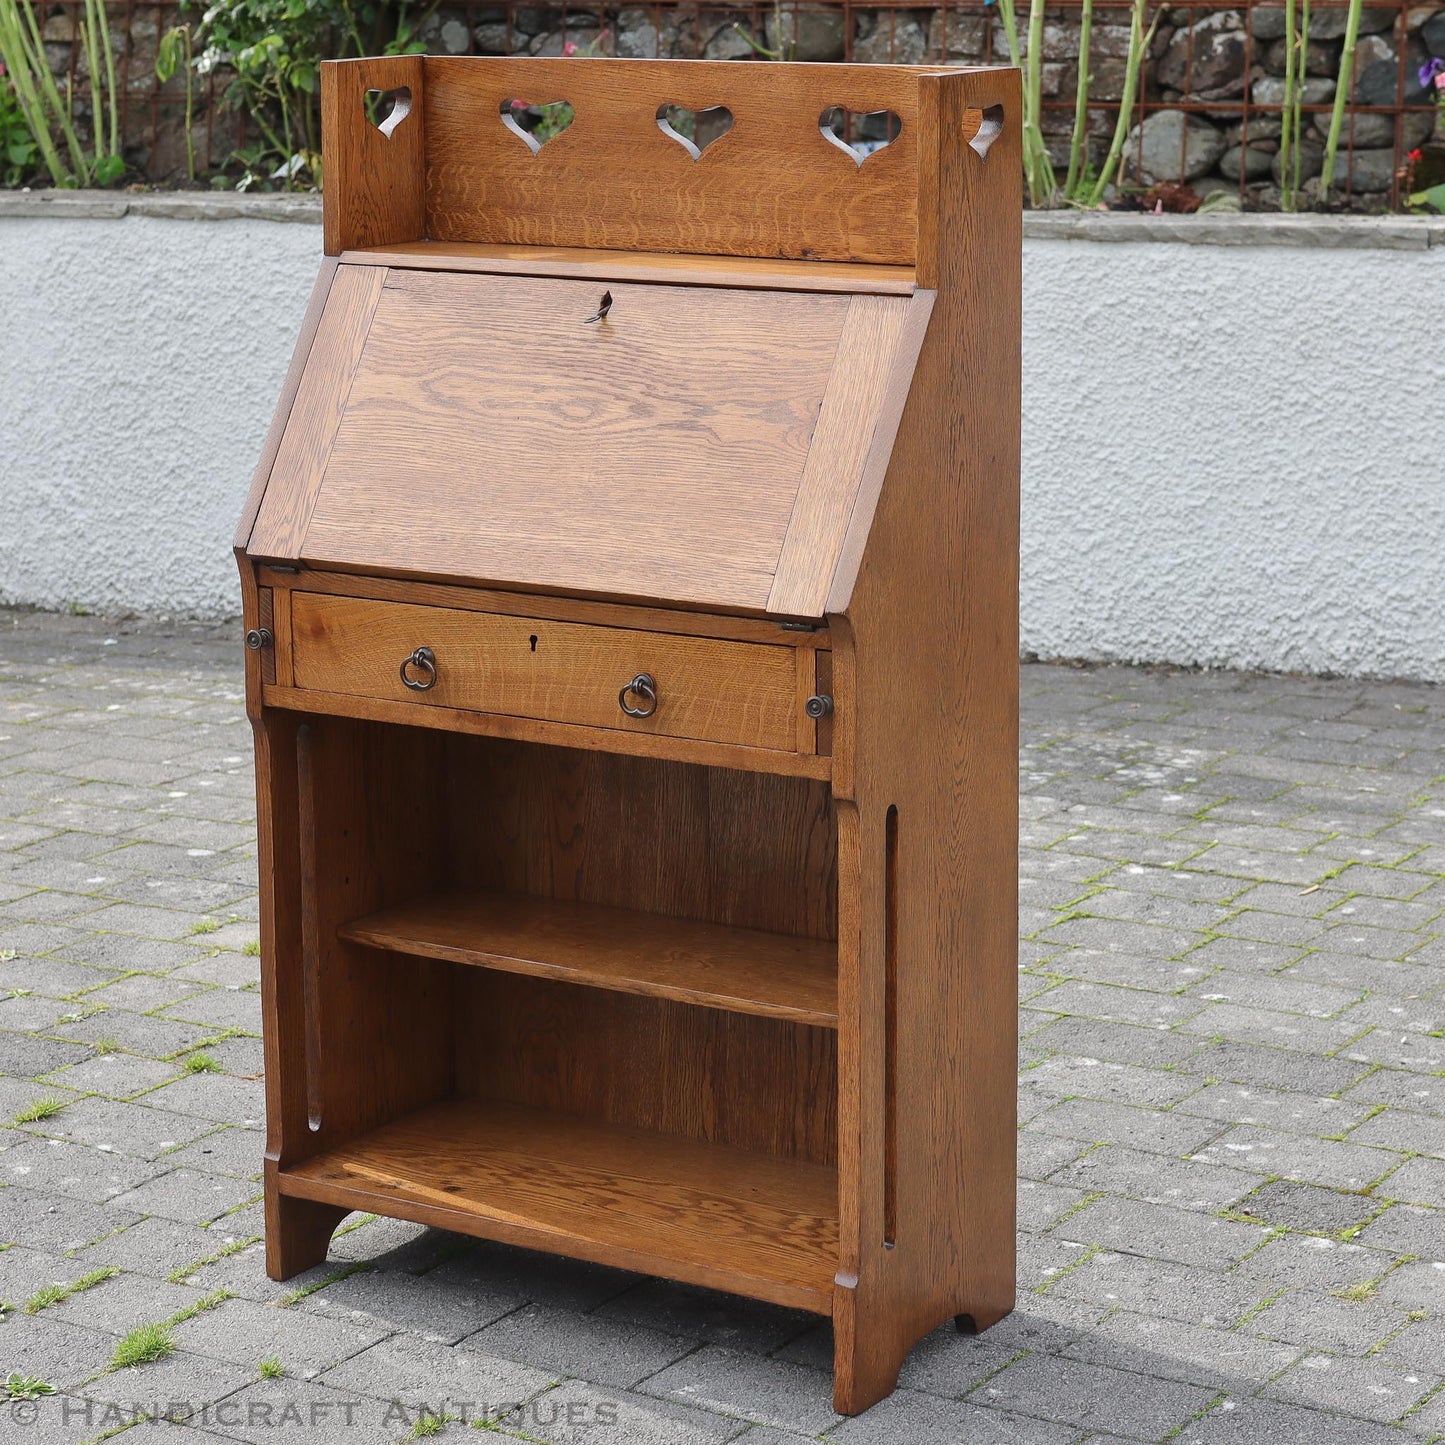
[828, 67, 1021, 1414]
[235, 259, 339, 553]
[297, 270, 844, 611]
[340, 241, 917, 295]
[341, 889, 839, 1027]
[260, 566, 831, 649]
[289, 591, 806, 753]
[440, 735, 838, 941]
[422, 58, 930, 264]
[321, 56, 424, 255]
[248, 265, 385, 561]
[263, 683, 832, 781]
[769, 294, 911, 618]
[280, 1097, 838, 1311]
[248, 54, 1021, 1416]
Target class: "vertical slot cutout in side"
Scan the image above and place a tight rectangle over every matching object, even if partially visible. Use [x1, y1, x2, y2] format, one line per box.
[884, 802, 898, 1248]
[297, 723, 323, 1133]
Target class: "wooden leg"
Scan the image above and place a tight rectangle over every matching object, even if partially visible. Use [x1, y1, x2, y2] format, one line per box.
[266, 1191, 347, 1280]
[831, 1286, 909, 1416]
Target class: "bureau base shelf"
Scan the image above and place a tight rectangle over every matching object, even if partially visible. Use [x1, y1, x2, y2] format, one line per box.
[279, 1098, 839, 1313]
[341, 890, 839, 1027]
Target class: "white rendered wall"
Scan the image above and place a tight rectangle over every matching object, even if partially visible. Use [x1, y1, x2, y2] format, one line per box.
[2, 200, 1443, 679]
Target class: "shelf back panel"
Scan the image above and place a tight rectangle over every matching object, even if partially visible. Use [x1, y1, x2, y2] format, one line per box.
[420, 58, 926, 265]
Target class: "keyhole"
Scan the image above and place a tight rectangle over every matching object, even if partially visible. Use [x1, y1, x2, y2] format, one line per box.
[530, 635, 538, 652]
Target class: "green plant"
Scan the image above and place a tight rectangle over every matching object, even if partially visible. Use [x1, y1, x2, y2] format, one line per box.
[169, 1287, 233, 1323]
[0, 0, 122, 186]
[190, 918, 220, 935]
[156, 22, 197, 181]
[1278, 0, 1312, 210]
[14, 1095, 67, 1124]
[1063, 0, 1094, 201]
[92, 1037, 121, 1055]
[242, 939, 261, 956]
[408, 1412, 456, 1439]
[1021, 0, 1057, 205]
[3, 1374, 55, 1401]
[1318, 0, 1363, 201]
[0, 60, 37, 183]
[111, 1322, 175, 1369]
[196, 0, 427, 191]
[24, 1266, 118, 1315]
[258, 1356, 284, 1379]
[1086, 0, 1161, 207]
[181, 1051, 221, 1074]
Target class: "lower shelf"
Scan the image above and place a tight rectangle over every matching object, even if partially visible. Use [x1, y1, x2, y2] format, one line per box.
[279, 1098, 839, 1313]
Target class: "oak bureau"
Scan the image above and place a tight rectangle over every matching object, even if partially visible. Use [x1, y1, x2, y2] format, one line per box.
[236, 54, 1021, 1414]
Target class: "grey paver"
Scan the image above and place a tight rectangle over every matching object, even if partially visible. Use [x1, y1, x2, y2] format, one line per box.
[968, 1352, 1218, 1439]
[169, 1294, 387, 1374]
[6, 612, 1445, 1445]
[833, 1390, 1076, 1444]
[1263, 1351, 1438, 1424]
[507, 1377, 741, 1445]
[640, 1345, 840, 1434]
[464, 1300, 692, 1390]
[319, 1331, 554, 1417]
[1063, 1310, 1301, 1391]
[1192, 1125, 1394, 1189]
[106, 1165, 259, 1224]
[1053, 1197, 1270, 1267]
[1354, 1203, 1445, 1262]
[1048, 1249, 1270, 1327]
[307, 1263, 522, 1344]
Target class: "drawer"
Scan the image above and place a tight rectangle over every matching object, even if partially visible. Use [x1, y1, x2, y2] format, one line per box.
[288, 592, 815, 754]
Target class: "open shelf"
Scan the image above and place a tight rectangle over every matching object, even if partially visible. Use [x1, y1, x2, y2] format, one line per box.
[279, 1098, 839, 1312]
[340, 891, 838, 1028]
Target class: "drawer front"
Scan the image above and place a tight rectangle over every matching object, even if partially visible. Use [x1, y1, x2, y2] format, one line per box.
[289, 592, 809, 753]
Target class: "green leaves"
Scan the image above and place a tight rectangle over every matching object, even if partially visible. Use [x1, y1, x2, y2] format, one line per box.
[1409, 182, 1445, 214]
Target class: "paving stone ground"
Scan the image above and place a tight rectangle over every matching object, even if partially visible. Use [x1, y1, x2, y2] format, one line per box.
[1, 605, 1443, 1445]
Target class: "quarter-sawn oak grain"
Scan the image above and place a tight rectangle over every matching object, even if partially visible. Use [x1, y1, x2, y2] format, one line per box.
[242, 55, 1020, 1420]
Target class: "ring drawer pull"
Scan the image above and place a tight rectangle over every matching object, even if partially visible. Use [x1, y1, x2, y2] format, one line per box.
[400, 646, 437, 691]
[618, 672, 658, 719]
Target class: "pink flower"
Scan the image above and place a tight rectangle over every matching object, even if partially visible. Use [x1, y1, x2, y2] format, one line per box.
[563, 39, 577, 55]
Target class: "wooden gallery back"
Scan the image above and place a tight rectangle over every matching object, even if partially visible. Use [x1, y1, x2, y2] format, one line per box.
[235, 55, 1021, 1415]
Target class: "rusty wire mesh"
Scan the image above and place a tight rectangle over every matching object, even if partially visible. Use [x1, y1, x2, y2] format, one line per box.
[15, 0, 1442, 208]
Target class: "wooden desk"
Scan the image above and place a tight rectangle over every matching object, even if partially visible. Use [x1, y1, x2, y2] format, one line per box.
[237, 55, 1020, 1415]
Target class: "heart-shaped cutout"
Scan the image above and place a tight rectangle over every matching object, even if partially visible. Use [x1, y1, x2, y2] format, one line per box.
[964, 104, 1005, 161]
[364, 87, 411, 139]
[656, 104, 734, 161]
[500, 98, 575, 154]
[819, 107, 902, 166]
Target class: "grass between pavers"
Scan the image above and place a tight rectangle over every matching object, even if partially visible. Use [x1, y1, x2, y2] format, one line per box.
[13, 1095, 68, 1124]
[258, 1356, 283, 1379]
[278, 1261, 371, 1306]
[179, 1051, 220, 1074]
[106, 1289, 234, 1372]
[166, 1234, 260, 1284]
[3, 1373, 55, 1401]
[408, 1412, 460, 1439]
[23, 1266, 119, 1315]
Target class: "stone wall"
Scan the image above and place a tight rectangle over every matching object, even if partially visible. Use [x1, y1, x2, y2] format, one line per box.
[2, 193, 1443, 681]
[408, 3, 1445, 207]
[11, 4, 1443, 206]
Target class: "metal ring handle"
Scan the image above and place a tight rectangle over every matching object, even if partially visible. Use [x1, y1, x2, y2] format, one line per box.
[400, 646, 437, 692]
[618, 672, 658, 719]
